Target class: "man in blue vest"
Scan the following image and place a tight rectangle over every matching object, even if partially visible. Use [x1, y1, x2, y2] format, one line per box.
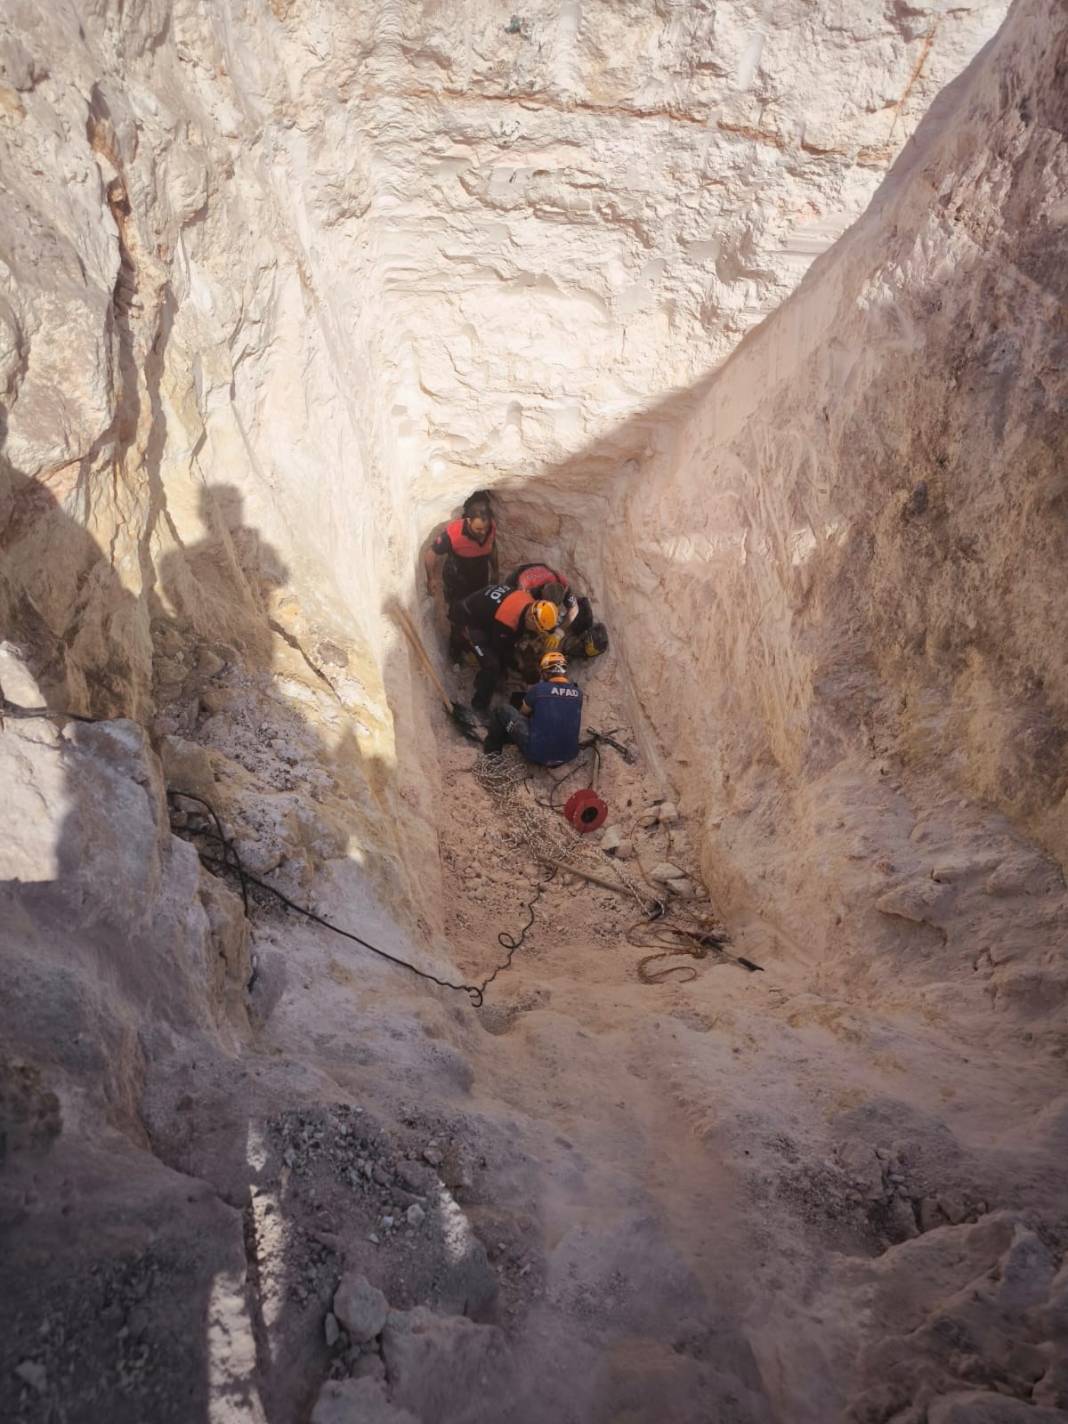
[482, 651, 583, 765]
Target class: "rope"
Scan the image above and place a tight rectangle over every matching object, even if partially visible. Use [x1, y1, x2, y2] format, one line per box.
[6, 692, 745, 992]
[628, 915, 762, 980]
[181, 819, 501, 1006]
[473, 749, 742, 986]
[2, 694, 536, 1007]
[477, 868, 556, 997]
[168, 789, 250, 917]
[0, 693, 98, 724]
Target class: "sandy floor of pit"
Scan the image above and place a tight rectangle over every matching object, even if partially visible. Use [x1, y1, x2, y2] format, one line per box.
[14, 647, 1060, 1424]
[184, 649, 1064, 1424]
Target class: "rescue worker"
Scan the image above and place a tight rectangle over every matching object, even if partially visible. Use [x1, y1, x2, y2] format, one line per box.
[505, 561, 609, 673]
[504, 562, 582, 628]
[424, 490, 499, 621]
[483, 651, 583, 764]
[451, 583, 559, 713]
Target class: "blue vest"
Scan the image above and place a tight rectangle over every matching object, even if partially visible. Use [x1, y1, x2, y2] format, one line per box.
[524, 679, 583, 766]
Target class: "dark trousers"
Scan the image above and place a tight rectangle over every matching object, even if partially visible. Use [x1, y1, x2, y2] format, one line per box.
[484, 704, 530, 755]
[457, 634, 506, 711]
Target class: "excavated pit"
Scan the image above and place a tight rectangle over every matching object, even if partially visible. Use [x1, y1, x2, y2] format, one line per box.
[2, 2, 1068, 1422]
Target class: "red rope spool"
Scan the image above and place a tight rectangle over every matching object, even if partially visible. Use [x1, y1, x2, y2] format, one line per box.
[564, 787, 608, 834]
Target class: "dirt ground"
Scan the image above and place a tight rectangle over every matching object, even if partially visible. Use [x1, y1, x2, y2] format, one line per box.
[4, 644, 1066, 1424]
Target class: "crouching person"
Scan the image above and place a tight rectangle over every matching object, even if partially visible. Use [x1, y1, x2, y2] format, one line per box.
[483, 652, 583, 766]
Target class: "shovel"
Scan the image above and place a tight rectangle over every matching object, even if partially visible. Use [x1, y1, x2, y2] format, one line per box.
[392, 603, 483, 743]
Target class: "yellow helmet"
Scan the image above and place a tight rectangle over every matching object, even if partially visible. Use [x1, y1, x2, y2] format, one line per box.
[540, 651, 567, 678]
[531, 599, 559, 632]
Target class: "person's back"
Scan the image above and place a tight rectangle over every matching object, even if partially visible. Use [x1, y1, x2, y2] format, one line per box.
[523, 674, 583, 766]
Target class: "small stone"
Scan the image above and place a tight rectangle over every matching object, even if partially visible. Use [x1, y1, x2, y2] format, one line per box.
[372, 1165, 390, 1187]
[918, 1197, 944, 1232]
[382, 1216, 394, 1230]
[197, 649, 225, 678]
[423, 1148, 443, 1167]
[15, 1360, 47, 1393]
[395, 1160, 434, 1193]
[658, 802, 679, 824]
[648, 861, 686, 883]
[199, 687, 230, 715]
[406, 1204, 426, 1228]
[311, 1377, 416, 1424]
[601, 827, 622, 853]
[325, 1313, 340, 1348]
[637, 812, 659, 829]
[351, 1353, 387, 1384]
[614, 839, 635, 862]
[367, 1233, 380, 1245]
[875, 1147, 891, 1162]
[333, 1273, 388, 1344]
[939, 1195, 966, 1225]
[885, 1194, 919, 1242]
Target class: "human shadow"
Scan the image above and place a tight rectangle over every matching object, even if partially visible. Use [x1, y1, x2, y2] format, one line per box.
[1, 468, 436, 1424]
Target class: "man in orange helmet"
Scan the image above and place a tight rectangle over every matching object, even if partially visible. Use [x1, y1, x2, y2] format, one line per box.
[451, 583, 559, 713]
[483, 651, 583, 764]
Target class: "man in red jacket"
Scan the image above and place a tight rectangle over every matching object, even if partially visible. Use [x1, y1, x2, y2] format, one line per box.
[424, 491, 499, 609]
[504, 561, 609, 671]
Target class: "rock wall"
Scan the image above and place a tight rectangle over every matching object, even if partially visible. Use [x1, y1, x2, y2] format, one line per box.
[0, 0, 1008, 940]
[604, 0, 1068, 1010]
[3, 5, 1068, 1422]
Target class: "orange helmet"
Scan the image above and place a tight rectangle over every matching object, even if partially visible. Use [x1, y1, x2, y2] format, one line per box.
[540, 651, 567, 678]
[530, 600, 559, 632]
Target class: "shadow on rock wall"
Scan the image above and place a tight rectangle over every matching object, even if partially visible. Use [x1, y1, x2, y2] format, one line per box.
[1, 470, 429, 1423]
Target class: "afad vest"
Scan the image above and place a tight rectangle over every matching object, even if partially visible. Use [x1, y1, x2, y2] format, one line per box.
[446, 517, 496, 560]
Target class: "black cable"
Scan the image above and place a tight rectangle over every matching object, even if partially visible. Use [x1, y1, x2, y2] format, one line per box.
[478, 867, 557, 996]
[194, 847, 498, 1006]
[536, 758, 588, 812]
[7, 694, 548, 1007]
[167, 789, 250, 917]
[177, 799, 551, 1008]
[0, 694, 99, 723]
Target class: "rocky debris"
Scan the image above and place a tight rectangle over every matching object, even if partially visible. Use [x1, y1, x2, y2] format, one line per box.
[311, 1377, 419, 1424]
[601, 826, 623, 853]
[13, 1361, 47, 1394]
[614, 839, 635, 862]
[333, 1275, 388, 1344]
[658, 802, 679, 824]
[774, 1137, 994, 1250]
[843, 1217, 1068, 1421]
[928, 1394, 1068, 1424]
[324, 1312, 340, 1348]
[0, 1058, 62, 1158]
[381, 1307, 508, 1423]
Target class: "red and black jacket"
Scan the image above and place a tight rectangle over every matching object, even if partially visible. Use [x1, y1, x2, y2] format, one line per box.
[454, 584, 533, 654]
[433, 517, 496, 600]
[506, 562, 577, 618]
